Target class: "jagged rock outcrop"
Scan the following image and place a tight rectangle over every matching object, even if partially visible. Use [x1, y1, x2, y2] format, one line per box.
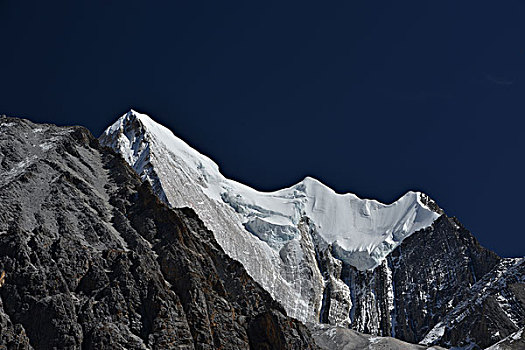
[389, 216, 501, 343]
[421, 257, 525, 349]
[0, 116, 318, 349]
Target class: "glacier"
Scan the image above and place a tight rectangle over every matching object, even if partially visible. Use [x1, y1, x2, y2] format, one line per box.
[100, 109, 441, 323]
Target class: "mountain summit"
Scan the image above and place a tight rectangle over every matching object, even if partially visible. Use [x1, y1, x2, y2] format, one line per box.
[101, 110, 442, 270]
[0, 113, 522, 349]
[100, 110, 441, 322]
[99, 109, 524, 350]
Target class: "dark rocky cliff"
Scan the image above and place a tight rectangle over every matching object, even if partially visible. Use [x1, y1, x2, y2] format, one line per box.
[0, 116, 317, 349]
[388, 215, 501, 343]
[421, 257, 525, 348]
[319, 213, 522, 348]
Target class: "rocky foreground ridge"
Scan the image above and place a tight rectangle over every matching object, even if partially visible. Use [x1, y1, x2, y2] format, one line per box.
[0, 116, 317, 349]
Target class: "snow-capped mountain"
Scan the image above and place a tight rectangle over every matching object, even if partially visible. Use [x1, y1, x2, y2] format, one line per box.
[100, 110, 440, 323]
[100, 110, 525, 349]
[101, 110, 439, 270]
[0, 112, 521, 349]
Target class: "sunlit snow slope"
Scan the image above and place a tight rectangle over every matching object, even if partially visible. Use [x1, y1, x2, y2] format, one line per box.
[100, 110, 441, 323]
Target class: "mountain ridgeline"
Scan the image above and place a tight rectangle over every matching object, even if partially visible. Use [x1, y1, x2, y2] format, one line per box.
[100, 111, 524, 349]
[0, 112, 523, 350]
[0, 116, 317, 349]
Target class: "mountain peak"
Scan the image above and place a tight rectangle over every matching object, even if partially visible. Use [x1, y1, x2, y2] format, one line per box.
[100, 111, 440, 270]
[100, 110, 442, 323]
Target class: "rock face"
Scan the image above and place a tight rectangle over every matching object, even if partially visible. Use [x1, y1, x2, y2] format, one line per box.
[314, 214, 524, 349]
[310, 324, 446, 350]
[313, 214, 504, 340]
[333, 215, 503, 345]
[389, 216, 501, 343]
[100, 110, 525, 349]
[0, 116, 318, 349]
[421, 257, 525, 349]
[486, 328, 525, 350]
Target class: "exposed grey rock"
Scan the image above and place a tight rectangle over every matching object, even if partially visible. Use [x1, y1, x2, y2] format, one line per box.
[421, 258, 525, 349]
[0, 116, 318, 349]
[485, 328, 525, 350]
[386, 215, 501, 343]
[310, 324, 446, 350]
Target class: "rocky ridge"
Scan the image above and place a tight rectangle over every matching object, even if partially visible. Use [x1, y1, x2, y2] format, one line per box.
[100, 110, 525, 349]
[421, 257, 525, 348]
[1, 113, 523, 349]
[0, 116, 317, 349]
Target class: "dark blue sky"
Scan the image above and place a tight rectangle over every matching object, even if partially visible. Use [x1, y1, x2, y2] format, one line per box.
[1, 1, 524, 257]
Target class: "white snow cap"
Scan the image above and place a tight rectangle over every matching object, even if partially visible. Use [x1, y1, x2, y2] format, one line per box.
[102, 109, 441, 270]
